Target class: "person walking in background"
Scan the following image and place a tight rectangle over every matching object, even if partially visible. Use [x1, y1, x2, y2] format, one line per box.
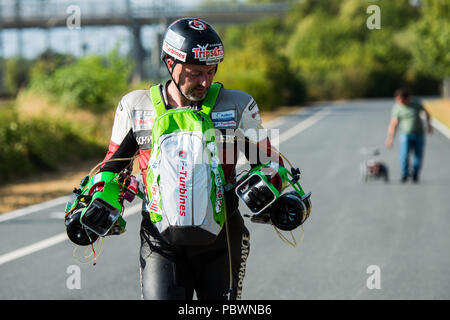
[385, 88, 433, 183]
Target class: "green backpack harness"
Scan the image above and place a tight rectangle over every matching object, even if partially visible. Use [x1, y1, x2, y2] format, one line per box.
[146, 82, 227, 246]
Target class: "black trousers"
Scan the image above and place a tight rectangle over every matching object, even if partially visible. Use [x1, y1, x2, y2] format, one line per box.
[139, 212, 250, 300]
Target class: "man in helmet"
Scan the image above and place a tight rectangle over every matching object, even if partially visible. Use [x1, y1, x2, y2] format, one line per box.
[99, 18, 284, 300]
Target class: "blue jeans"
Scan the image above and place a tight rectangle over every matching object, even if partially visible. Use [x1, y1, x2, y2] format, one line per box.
[398, 132, 425, 177]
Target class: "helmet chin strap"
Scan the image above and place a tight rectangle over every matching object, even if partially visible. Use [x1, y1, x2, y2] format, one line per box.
[164, 59, 198, 107]
[164, 59, 219, 108]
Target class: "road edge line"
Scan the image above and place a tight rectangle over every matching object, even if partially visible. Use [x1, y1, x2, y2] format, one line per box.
[0, 195, 73, 223]
[0, 203, 142, 265]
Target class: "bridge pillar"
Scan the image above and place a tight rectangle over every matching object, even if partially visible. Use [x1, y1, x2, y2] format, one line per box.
[130, 23, 145, 83]
[14, 0, 24, 58]
[126, 0, 145, 82]
[150, 18, 169, 81]
[443, 77, 450, 99]
[150, 29, 164, 80]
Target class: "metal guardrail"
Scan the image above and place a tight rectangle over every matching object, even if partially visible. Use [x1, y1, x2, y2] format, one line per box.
[0, 0, 289, 28]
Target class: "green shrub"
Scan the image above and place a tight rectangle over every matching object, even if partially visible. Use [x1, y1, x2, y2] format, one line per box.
[283, 0, 432, 100]
[408, 0, 450, 79]
[216, 18, 307, 110]
[29, 49, 133, 114]
[2, 57, 31, 96]
[27, 50, 76, 93]
[0, 108, 105, 183]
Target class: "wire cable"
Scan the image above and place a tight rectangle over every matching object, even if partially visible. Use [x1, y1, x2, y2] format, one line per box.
[88, 154, 141, 178]
[273, 225, 304, 248]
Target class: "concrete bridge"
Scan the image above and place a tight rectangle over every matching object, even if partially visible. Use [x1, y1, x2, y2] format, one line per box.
[0, 0, 289, 83]
[0, 0, 288, 28]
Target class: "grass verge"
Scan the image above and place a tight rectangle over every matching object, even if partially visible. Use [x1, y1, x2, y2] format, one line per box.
[424, 98, 450, 129]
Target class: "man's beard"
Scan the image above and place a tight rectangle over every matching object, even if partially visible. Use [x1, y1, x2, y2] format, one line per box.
[183, 84, 209, 102]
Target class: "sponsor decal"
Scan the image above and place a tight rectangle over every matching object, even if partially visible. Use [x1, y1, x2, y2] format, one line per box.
[134, 118, 153, 126]
[178, 150, 188, 159]
[178, 150, 189, 217]
[248, 101, 256, 111]
[132, 110, 154, 130]
[165, 28, 185, 50]
[136, 135, 151, 146]
[163, 42, 187, 62]
[192, 44, 224, 64]
[149, 157, 158, 170]
[236, 234, 250, 300]
[251, 110, 261, 121]
[248, 103, 261, 121]
[149, 198, 159, 213]
[211, 110, 235, 122]
[212, 120, 237, 128]
[214, 169, 224, 213]
[188, 19, 207, 31]
[207, 142, 224, 214]
[207, 143, 224, 213]
[149, 180, 160, 214]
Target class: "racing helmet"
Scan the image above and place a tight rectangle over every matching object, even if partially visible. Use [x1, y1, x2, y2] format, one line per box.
[160, 17, 224, 66]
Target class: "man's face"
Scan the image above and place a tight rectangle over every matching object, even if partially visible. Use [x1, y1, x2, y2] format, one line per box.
[170, 60, 217, 101]
[395, 95, 410, 106]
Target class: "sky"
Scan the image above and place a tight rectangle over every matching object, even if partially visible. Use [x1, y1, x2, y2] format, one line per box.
[1, 25, 158, 59]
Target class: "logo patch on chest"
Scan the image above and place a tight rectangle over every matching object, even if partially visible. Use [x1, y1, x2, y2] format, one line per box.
[132, 110, 154, 131]
[211, 110, 236, 127]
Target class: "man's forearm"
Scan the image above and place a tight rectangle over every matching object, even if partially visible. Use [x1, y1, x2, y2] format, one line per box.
[387, 119, 398, 140]
[100, 129, 139, 173]
[387, 124, 396, 140]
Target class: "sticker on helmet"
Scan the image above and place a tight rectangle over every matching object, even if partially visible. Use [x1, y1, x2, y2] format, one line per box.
[188, 20, 207, 31]
[163, 42, 187, 62]
[165, 29, 185, 50]
[192, 44, 224, 64]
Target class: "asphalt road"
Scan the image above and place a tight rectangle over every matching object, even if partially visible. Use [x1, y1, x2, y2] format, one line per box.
[1, 98, 449, 300]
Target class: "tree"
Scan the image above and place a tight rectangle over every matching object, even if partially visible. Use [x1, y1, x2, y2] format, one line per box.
[216, 17, 306, 109]
[409, 0, 450, 80]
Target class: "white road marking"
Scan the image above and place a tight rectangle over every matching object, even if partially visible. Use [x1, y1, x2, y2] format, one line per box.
[278, 108, 331, 143]
[0, 203, 141, 266]
[48, 211, 68, 220]
[0, 233, 68, 266]
[0, 195, 73, 223]
[264, 107, 305, 130]
[431, 118, 450, 140]
[419, 113, 450, 140]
